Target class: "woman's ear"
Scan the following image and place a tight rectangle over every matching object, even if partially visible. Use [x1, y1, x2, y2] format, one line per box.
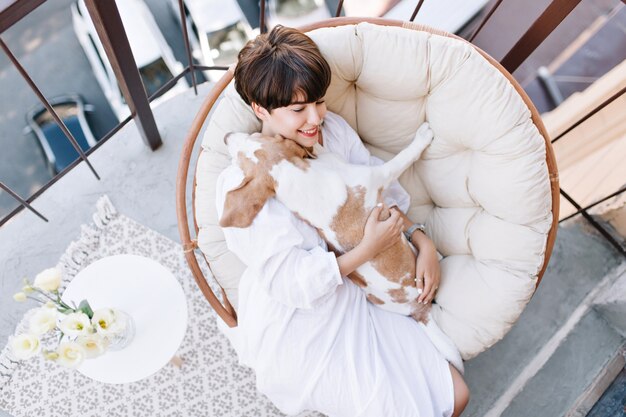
[251, 103, 269, 121]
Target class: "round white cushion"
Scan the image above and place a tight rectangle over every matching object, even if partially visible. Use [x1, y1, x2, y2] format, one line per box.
[194, 22, 553, 360]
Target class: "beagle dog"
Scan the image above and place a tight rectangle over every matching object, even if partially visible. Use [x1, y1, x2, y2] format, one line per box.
[219, 123, 463, 370]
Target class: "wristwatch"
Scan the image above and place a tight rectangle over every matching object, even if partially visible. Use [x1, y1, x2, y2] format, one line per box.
[404, 223, 426, 243]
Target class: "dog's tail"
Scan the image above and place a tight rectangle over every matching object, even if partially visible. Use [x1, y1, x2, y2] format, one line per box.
[421, 314, 464, 374]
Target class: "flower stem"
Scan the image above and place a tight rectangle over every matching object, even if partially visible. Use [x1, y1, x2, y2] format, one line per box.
[32, 287, 58, 303]
[55, 294, 73, 311]
[32, 287, 73, 311]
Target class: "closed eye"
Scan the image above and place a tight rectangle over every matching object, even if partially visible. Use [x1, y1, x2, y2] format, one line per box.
[291, 100, 324, 112]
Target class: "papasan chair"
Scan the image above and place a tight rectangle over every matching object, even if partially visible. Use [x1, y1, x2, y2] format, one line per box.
[176, 17, 559, 361]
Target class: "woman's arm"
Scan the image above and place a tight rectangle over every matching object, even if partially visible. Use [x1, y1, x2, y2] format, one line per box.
[390, 206, 440, 304]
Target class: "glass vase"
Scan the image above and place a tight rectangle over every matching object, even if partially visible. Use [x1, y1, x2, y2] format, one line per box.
[106, 310, 135, 351]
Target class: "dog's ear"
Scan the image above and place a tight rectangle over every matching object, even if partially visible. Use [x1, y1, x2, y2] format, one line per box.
[219, 176, 275, 228]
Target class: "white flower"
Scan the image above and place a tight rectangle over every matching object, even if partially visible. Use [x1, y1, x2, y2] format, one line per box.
[10, 334, 41, 360]
[29, 307, 58, 335]
[58, 312, 92, 337]
[76, 334, 107, 358]
[33, 268, 62, 292]
[56, 341, 86, 369]
[13, 292, 27, 302]
[92, 309, 124, 335]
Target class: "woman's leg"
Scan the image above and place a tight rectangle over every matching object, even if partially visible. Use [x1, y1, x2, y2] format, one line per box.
[448, 364, 470, 417]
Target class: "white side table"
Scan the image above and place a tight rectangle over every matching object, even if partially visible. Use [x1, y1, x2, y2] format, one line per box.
[62, 254, 188, 384]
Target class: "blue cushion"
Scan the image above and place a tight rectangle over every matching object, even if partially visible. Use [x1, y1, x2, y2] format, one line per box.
[40, 116, 91, 172]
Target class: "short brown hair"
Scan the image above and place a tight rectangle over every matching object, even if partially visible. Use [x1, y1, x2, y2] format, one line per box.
[234, 25, 331, 112]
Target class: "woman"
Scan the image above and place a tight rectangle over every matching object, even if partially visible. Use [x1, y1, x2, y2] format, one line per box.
[216, 25, 469, 417]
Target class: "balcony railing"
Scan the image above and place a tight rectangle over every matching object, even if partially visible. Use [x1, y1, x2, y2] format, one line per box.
[0, 0, 624, 256]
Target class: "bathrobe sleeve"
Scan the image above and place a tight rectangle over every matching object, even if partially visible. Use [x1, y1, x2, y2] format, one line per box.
[325, 113, 411, 212]
[217, 166, 343, 310]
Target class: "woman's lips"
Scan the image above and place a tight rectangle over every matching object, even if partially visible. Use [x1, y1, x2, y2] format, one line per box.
[298, 127, 318, 138]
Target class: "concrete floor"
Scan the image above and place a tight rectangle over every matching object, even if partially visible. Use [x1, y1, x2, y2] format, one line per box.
[0, 82, 212, 352]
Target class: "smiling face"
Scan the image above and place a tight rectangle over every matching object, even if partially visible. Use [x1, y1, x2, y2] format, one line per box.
[234, 26, 331, 148]
[252, 96, 327, 148]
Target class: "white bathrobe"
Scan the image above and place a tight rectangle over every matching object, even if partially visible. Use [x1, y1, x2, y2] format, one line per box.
[216, 112, 455, 417]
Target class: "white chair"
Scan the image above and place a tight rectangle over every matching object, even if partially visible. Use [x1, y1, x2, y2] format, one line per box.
[177, 18, 559, 360]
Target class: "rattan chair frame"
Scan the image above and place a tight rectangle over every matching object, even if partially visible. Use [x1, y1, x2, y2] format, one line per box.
[175, 17, 560, 329]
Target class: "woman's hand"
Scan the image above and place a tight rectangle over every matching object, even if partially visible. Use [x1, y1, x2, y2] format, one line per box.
[359, 203, 404, 259]
[413, 236, 440, 304]
[336, 204, 403, 277]
[385, 206, 441, 304]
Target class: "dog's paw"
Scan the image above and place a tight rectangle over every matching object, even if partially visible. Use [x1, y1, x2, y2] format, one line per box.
[414, 122, 434, 147]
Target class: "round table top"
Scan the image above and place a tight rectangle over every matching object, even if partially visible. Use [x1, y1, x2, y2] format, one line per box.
[62, 254, 188, 384]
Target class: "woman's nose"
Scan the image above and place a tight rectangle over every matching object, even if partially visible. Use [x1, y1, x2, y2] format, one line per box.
[307, 105, 322, 125]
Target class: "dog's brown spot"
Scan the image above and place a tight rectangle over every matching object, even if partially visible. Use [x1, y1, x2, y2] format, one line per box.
[220, 135, 313, 228]
[410, 302, 431, 324]
[371, 240, 416, 285]
[330, 186, 369, 251]
[254, 135, 312, 173]
[400, 274, 415, 287]
[388, 288, 409, 304]
[367, 294, 385, 305]
[349, 271, 368, 288]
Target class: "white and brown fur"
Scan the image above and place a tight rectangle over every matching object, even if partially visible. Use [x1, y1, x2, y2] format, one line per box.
[219, 123, 463, 371]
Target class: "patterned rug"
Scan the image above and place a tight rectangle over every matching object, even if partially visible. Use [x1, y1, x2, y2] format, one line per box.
[0, 196, 315, 417]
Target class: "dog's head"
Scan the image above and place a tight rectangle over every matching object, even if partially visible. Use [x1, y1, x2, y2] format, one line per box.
[219, 132, 314, 228]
